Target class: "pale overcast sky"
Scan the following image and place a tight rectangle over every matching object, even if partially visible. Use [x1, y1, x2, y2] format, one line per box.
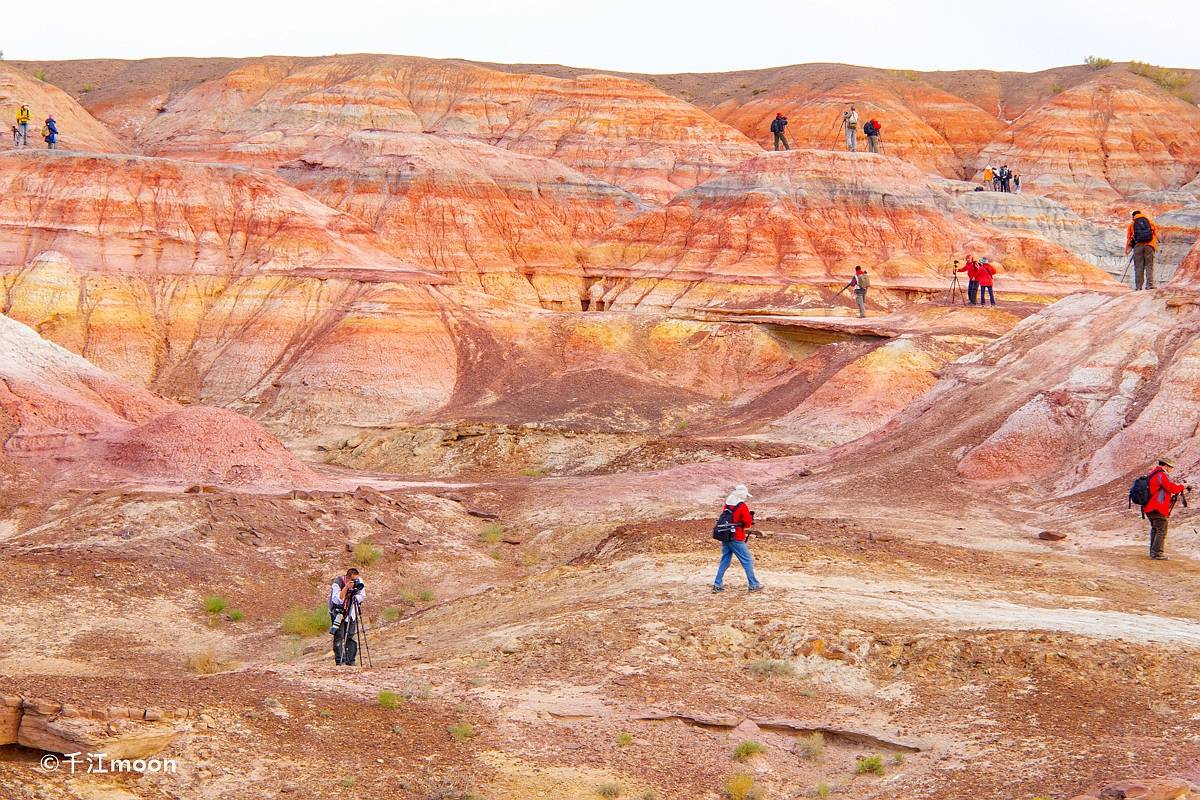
[3, 0, 1197, 73]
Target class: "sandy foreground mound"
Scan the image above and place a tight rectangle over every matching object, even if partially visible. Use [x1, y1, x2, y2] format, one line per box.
[105, 406, 320, 489]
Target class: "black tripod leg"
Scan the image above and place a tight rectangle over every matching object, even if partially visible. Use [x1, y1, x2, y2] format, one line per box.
[355, 600, 372, 668]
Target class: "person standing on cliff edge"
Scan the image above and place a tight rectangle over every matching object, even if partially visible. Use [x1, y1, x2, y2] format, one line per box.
[770, 113, 789, 151]
[842, 106, 859, 152]
[15, 104, 30, 146]
[844, 266, 870, 317]
[1126, 210, 1159, 290]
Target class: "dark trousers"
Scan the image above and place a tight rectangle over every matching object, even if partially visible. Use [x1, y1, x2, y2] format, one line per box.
[1148, 511, 1169, 558]
[773, 132, 789, 151]
[967, 279, 979, 305]
[979, 285, 995, 305]
[331, 611, 359, 665]
[1132, 245, 1155, 290]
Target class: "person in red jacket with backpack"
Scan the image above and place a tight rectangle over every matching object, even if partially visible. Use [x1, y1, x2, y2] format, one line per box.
[976, 257, 996, 306]
[712, 484, 763, 593]
[957, 255, 980, 305]
[1142, 457, 1188, 560]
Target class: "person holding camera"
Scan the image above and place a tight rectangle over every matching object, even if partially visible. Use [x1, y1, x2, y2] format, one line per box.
[711, 484, 764, 593]
[329, 567, 366, 665]
[1141, 458, 1189, 561]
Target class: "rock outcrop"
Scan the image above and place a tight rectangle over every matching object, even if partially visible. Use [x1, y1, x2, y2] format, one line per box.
[281, 131, 645, 305]
[0, 65, 124, 153]
[1, 695, 190, 760]
[973, 73, 1200, 219]
[113, 55, 760, 203]
[584, 149, 1113, 310]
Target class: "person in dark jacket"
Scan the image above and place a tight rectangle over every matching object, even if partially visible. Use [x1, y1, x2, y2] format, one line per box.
[712, 484, 763, 593]
[1142, 458, 1188, 560]
[1126, 210, 1159, 291]
[770, 113, 789, 151]
[44, 116, 59, 150]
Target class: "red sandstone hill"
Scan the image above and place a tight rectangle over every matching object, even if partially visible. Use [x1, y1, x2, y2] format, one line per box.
[0, 64, 123, 153]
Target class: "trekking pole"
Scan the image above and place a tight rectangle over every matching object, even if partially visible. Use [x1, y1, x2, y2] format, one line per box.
[1118, 253, 1133, 287]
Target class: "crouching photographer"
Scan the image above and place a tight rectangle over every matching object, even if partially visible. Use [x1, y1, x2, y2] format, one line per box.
[329, 567, 366, 666]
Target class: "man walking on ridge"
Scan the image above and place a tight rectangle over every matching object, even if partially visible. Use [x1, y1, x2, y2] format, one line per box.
[842, 105, 859, 152]
[770, 113, 789, 151]
[1126, 210, 1159, 290]
[1141, 458, 1188, 560]
[845, 266, 870, 317]
[712, 484, 763, 593]
[15, 104, 30, 147]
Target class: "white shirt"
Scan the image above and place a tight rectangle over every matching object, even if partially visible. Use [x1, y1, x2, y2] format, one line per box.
[330, 579, 366, 621]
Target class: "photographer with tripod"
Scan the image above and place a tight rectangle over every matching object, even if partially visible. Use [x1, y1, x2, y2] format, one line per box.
[1135, 458, 1190, 561]
[328, 567, 367, 666]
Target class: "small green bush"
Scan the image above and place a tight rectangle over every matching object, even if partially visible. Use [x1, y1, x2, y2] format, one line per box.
[339, 777, 356, 788]
[813, 783, 831, 798]
[893, 752, 906, 765]
[377, 690, 403, 710]
[449, 722, 475, 741]
[33, 69, 47, 82]
[597, 783, 622, 799]
[418, 589, 435, 603]
[353, 541, 383, 566]
[520, 467, 546, 477]
[748, 658, 794, 677]
[488, 547, 503, 561]
[228, 609, 245, 622]
[383, 607, 402, 622]
[1085, 55, 1113, 69]
[800, 732, 825, 760]
[479, 523, 504, 543]
[725, 773, 763, 800]
[281, 605, 329, 637]
[318, 709, 333, 718]
[80, 83, 94, 93]
[616, 732, 634, 747]
[1129, 61, 1192, 99]
[733, 740, 766, 761]
[203, 595, 227, 614]
[855, 754, 885, 776]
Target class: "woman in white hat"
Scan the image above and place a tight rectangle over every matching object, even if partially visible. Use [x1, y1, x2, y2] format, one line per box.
[712, 484, 764, 593]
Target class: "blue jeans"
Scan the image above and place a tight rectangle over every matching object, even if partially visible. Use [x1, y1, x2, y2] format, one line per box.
[979, 285, 994, 305]
[967, 279, 978, 305]
[714, 540, 762, 589]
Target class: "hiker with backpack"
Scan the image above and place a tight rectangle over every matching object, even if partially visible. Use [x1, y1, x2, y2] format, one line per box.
[1126, 211, 1159, 290]
[43, 116, 58, 150]
[1130, 458, 1189, 560]
[863, 118, 882, 153]
[957, 255, 980, 305]
[976, 258, 996, 305]
[15, 105, 30, 146]
[844, 266, 871, 317]
[711, 484, 763, 593]
[842, 106, 859, 152]
[770, 113, 790, 151]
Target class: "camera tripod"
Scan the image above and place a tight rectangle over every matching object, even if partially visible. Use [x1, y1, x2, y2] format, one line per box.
[333, 598, 373, 668]
[947, 271, 967, 305]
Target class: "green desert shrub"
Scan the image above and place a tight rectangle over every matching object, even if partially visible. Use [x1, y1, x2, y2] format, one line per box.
[281, 605, 329, 637]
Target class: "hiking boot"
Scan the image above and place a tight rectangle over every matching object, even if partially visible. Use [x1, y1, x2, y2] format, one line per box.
[748, 585, 765, 593]
[1151, 554, 1169, 561]
[711, 585, 724, 593]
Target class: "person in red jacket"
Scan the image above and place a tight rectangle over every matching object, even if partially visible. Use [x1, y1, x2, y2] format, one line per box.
[976, 257, 997, 306]
[957, 255, 980, 305]
[712, 484, 763, 593]
[1142, 457, 1188, 560]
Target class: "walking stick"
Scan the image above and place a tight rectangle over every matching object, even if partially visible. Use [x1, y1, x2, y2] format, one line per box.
[1118, 253, 1134, 286]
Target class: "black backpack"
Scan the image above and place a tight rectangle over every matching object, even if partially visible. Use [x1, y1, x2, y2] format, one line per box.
[1132, 216, 1154, 245]
[1128, 475, 1151, 516]
[864, 121, 877, 136]
[712, 505, 738, 542]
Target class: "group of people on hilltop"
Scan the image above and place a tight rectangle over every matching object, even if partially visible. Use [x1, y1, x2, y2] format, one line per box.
[10, 104, 59, 149]
[768, 105, 883, 154]
[980, 164, 1019, 192]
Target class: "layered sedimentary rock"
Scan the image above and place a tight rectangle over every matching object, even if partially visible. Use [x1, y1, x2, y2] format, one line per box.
[0, 313, 318, 488]
[973, 73, 1200, 219]
[281, 131, 645, 305]
[584, 149, 1113, 310]
[2, 695, 191, 760]
[0, 65, 124, 153]
[696, 65, 1003, 179]
[114, 55, 759, 203]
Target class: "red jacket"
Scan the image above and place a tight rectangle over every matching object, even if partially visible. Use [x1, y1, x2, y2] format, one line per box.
[1143, 466, 1185, 516]
[957, 258, 979, 281]
[976, 262, 996, 287]
[726, 502, 753, 542]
